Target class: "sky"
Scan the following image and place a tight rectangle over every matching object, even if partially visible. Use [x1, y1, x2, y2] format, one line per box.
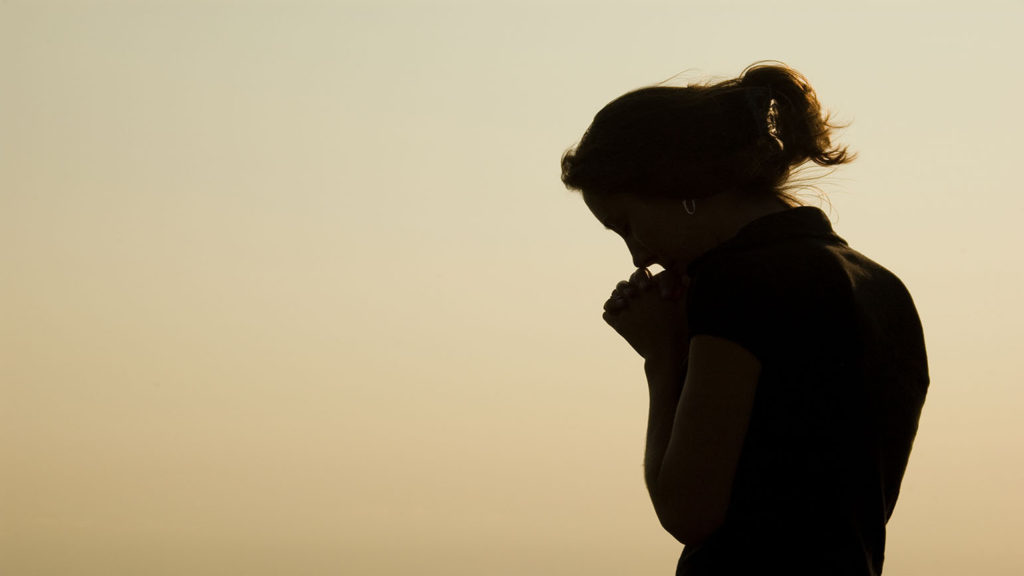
[2, 1, 1023, 575]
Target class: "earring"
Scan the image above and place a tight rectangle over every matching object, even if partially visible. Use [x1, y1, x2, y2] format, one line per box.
[683, 199, 696, 216]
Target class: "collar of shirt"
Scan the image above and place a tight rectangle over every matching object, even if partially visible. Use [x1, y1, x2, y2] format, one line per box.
[686, 206, 848, 276]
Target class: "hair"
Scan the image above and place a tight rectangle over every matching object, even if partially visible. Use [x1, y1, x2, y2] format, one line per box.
[560, 61, 854, 204]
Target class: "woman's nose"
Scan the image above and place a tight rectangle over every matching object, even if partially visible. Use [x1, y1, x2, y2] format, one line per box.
[625, 237, 655, 268]
[632, 253, 654, 268]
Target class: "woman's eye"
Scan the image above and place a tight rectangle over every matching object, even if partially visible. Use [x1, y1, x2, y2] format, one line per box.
[603, 220, 629, 237]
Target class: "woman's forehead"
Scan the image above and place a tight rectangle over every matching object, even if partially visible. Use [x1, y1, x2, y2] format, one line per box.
[581, 191, 624, 226]
[583, 190, 631, 215]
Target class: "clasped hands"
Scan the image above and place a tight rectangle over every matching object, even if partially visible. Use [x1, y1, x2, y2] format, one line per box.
[603, 268, 691, 361]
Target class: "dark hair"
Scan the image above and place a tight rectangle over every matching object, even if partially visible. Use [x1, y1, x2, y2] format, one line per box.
[560, 61, 854, 202]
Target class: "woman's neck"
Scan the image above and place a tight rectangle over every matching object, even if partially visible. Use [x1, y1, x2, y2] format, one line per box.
[701, 190, 792, 248]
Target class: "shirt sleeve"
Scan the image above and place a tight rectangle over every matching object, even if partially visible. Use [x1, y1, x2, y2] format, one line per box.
[686, 258, 776, 362]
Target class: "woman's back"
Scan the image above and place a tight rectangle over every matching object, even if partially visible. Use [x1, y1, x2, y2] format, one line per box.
[679, 206, 929, 576]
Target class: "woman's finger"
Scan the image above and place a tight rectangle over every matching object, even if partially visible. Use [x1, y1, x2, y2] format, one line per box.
[604, 296, 627, 312]
[629, 267, 653, 290]
[654, 270, 689, 299]
[602, 309, 617, 326]
[655, 273, 676, 298]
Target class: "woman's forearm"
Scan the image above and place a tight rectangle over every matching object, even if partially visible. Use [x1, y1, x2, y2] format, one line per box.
[643, 355, 688, 496]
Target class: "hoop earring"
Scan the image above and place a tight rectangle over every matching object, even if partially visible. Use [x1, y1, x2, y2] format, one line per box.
[683, 199, 696, 216]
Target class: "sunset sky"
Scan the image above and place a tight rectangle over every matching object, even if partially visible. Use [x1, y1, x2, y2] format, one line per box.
[3, 2, 1023, 575]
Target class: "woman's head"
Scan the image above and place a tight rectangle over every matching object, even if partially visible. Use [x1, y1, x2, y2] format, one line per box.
[560, 61, 854, 203]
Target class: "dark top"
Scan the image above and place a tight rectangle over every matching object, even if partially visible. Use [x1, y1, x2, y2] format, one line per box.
[676, 207, 929, 576]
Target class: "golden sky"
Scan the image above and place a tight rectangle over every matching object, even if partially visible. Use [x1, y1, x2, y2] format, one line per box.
[3, 2, 1023, 574]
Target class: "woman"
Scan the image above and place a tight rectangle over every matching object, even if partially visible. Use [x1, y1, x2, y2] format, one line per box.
[560, 62, 929, 575]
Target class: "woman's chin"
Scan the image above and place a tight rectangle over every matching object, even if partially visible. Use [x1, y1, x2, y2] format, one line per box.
[663, 261, 691, 279]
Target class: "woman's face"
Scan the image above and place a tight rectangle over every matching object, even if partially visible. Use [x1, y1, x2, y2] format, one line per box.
[582, 191, 696, 273]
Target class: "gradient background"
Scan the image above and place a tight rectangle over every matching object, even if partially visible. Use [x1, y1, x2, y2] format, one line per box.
[3, 1, 1023, 574]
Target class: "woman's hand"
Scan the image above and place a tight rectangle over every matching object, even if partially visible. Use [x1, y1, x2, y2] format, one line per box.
[603, 268, 691, 361]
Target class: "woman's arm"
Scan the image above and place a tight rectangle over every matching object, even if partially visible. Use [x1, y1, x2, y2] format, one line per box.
[646, 335, 760, 546]
[642, 354, 687, 510]
[602, 270, 759, 545]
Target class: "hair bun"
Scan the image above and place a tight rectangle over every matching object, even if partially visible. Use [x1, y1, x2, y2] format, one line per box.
[740, 62, 853, 168]
[560, 61, 854, 201]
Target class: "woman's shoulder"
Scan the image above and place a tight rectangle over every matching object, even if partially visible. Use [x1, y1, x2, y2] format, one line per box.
[688, 207, 845, 275]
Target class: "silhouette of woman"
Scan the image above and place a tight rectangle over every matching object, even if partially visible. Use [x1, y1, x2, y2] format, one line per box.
[561, 62, 929, 575]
